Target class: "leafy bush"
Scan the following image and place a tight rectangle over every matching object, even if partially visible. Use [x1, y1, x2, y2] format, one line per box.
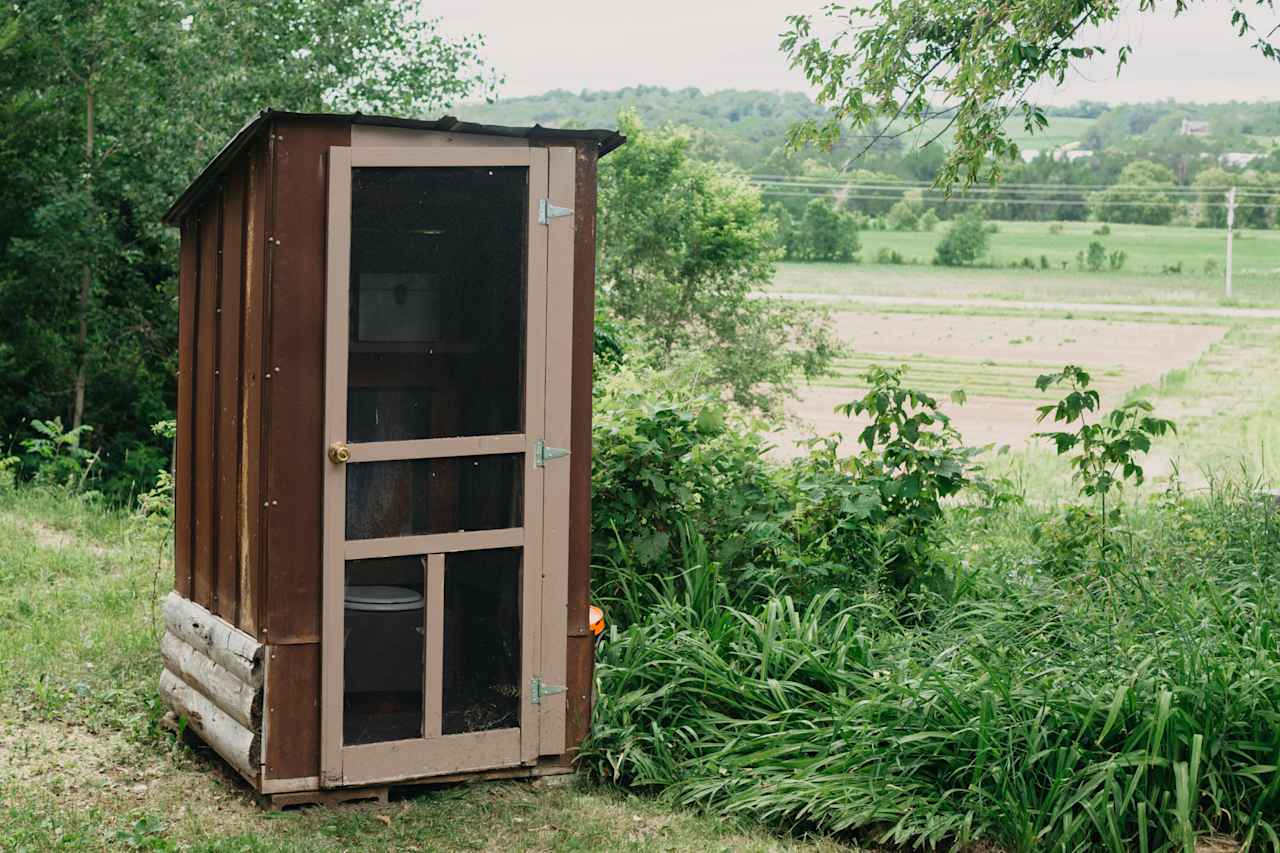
[1094, 223, 1112, 235]
[585, 486, 1280, 850]
[1109, 249, 1127, 271]
[885, 199, 920, 231]
[1048, 222, 1064, 235]
[599, 114, 840, 413]
[591, 366, 979, 620]
[21, 417, 97, 490]
[933, 213, 990, 266]
[875, 247, 905, 265]
[797, 197, 862, 261]
[919, 208, 940, 231]
[1086, 240, 1106, 272]
[1034, 366, 1174, 555]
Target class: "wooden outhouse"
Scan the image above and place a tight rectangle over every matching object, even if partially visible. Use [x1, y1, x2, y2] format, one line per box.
[158, 109, 623, 803]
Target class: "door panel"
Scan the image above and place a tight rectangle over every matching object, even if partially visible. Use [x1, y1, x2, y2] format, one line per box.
[321, 146, 572, 787]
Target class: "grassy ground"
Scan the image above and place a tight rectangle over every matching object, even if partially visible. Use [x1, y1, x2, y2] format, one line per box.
[909, 114, 1095, 151]
[0, 488, 855, 852]
[772, 220, 1280, 307]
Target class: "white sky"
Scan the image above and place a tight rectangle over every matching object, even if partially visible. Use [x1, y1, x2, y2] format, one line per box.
[431, 1, 1280, 105]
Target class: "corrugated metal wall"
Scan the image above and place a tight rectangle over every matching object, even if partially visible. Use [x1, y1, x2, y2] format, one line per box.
[173, 133, 270, 636]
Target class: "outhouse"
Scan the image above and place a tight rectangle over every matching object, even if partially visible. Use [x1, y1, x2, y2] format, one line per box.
[158, 110, 623, 803]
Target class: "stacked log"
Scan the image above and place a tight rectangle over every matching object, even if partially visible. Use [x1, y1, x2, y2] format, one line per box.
[159, 592, 263, 780]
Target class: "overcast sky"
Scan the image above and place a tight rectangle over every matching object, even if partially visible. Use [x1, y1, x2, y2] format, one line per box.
[433, 1, 1280, 105]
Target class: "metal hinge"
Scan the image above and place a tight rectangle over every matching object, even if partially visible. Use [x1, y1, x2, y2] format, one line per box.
[534, 439, 569, 467]
[538, 198, 573, 224]
[530, 677, 566, 705]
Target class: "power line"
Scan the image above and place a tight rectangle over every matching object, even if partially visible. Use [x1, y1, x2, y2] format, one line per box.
[750, 178, 1278, 200]
[753, 182, 1277, 200]
[749, 174, 1279, 195]
[755, 189, 1280, 210]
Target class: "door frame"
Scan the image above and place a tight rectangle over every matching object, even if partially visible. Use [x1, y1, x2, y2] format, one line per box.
[318, 146, 575, 787]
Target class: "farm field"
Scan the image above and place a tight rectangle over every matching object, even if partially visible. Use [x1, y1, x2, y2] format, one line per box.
[773, 220, 1280, 307]
[777, 311, 1226, 451]
[770, 229, 1280, 492]
[909, 114, 1095, 151]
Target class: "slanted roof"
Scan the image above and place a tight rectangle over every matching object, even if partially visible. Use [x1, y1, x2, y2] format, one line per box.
[162, 108, 625, 226]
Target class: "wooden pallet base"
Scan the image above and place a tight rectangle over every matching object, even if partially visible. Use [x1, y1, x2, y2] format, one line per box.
[266, 786, 389, 809]
[259, 763, 576, 810]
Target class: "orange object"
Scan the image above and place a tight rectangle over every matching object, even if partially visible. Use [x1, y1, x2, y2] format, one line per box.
[589, 605, 605, 638]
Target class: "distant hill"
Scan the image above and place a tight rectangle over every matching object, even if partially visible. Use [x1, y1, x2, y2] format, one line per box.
[460, 86, 830, 168]
[460, 87, 1280, 173]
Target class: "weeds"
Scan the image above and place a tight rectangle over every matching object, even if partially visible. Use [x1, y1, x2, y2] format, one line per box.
[585, 489, 1280, 850]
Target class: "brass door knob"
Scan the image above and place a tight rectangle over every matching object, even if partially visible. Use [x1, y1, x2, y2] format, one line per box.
[328, 442, 351, 464]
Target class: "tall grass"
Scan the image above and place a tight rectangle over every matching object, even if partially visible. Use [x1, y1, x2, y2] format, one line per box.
[583, 485, 1280, 850]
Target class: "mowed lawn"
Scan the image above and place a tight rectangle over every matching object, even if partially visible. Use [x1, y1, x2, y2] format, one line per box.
[0, 489, 857, 852]
[771, 220, 1280, 307]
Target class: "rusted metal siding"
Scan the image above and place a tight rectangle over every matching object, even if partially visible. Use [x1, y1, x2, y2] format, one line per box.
[263, 642, 321, 782]
[261, 116, 351, 645]
[565, 142, 601, 754]
[192, 203, 220, 610]
[215, 164, 246, 622]
[238, 135, 270, 637]
[174, 137, 272, 638]
[174, 219, 198, 598]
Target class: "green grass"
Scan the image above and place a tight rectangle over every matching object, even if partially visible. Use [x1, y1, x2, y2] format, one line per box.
[771, 220, 1280, 307]
[909, 114, 1095, 151]
[0, 487, 855, 852]
[585, 489, 1280, 851]
[822, 354, 1074, 400]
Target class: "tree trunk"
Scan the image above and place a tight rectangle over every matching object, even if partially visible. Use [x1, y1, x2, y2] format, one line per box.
[72, 79, 94, 430]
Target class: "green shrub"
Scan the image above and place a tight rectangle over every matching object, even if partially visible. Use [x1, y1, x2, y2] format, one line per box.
[1086, 240, 1106, 272]
[933, 213, 990, 266]
[885, 199, 921, 231]
[585, 485, 1280, 850]
[875, 247, 905, 265]
[919, 208, 940, 231]
[797, 197, 861, 261]
[21, 417, 97, 490]
[592, 366, 980, 621]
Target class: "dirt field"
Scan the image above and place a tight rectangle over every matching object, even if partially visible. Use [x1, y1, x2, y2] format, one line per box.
[775, 310, 1228, 456]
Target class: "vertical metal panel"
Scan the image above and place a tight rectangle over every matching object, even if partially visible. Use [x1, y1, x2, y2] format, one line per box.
[263, 118, 351, 643]
[216, 163, 246, 621]
[238, 136, 270, 637]
[174, 217, 199, 598]
[539, 147, 575, 756]
[565, 143, 601, 753]
[263, 642, 321, 782]
[193, 197, 221, 609]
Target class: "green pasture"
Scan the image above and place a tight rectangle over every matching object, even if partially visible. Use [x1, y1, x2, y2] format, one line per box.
[772, 220, 1280, 306]
[908, 114, 1095, 151]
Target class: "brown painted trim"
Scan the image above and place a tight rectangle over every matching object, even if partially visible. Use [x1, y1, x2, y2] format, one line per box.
[343, 527, 525, 561]
[345, 434, 526, 463]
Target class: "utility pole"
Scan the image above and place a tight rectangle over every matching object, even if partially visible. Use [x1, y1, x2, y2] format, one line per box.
[1225, 186, 1236, 301]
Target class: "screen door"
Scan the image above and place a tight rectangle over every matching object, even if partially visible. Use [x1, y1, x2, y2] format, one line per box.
[320, 146, 574, 787]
